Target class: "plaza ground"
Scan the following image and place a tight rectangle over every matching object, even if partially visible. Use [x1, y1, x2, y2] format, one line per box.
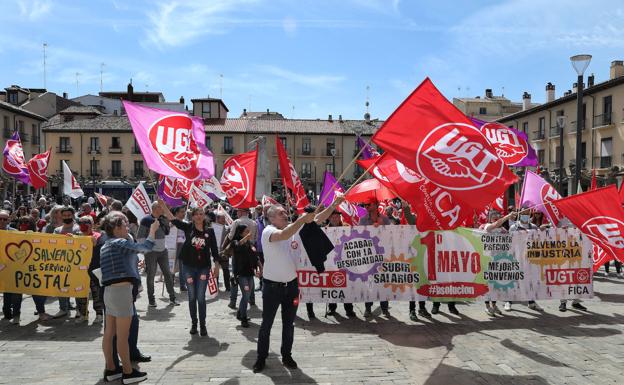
[1, 273, 624, 384]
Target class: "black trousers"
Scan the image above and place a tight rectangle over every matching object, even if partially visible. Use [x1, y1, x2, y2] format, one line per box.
[257, 278, 299, 360]
[365, 301, 388, 310]
[408, 301, 426, 311]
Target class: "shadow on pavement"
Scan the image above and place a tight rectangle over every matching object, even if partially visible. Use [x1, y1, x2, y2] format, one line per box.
[241, 349, 318, 384]
[424, 363, 549, 385]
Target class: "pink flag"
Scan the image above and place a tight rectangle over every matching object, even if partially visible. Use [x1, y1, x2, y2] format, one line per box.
[519, 170, 563, 225]
[123, 101, 214, 180]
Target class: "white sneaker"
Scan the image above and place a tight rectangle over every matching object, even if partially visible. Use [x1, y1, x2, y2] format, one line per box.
[10, 315, 20, 325]
[52, 310, 68, 318]
[94, 314, 104, 323]
[485, 306, 495, 316]
[492, 304, 502, 315]
[504, 302, 512, 311]
[528, 302, 543, 311]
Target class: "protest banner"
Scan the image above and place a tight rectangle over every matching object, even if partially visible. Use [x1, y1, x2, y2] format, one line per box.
[297, 226, 593, 303]
[0, 231, 93, 298]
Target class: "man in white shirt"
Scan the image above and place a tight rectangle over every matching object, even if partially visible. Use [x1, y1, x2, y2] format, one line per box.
[253, 194, 344, 373]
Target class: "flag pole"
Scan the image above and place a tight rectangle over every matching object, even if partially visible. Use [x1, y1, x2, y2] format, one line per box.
[319, 137, 375, 203]
[344, 160, 378, 195]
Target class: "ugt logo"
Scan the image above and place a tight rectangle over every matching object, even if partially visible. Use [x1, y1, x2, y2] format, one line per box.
[149, 115, 200, 180]
[582, 216, 624, 249]
[419, 123, 502, 190]
[220, 159, 250, 207]
[481, 122, 528, 165]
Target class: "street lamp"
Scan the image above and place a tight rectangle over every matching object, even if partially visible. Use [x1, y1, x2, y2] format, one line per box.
[570, 54, 591, 194]
[556, 116, 566, 194]
[330, 148, 337, 177]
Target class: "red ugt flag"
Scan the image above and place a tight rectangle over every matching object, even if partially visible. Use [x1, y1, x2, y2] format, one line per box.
[553, 185, 624, 271]
[372, 78, 517, 211]
[276, 136, 309, 214]
[358, 153, 470, 230]
[220, 147, 258, 209]
[26, 148, 51, 189]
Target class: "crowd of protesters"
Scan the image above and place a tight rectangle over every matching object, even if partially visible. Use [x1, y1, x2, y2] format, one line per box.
[1, 191, 615, 383]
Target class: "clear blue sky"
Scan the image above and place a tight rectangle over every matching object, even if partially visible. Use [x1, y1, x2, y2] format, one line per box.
[1, 0, 622, 120]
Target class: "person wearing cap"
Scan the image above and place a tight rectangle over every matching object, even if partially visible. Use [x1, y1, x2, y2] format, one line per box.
[480, 208, 516, 316]
[358, 198, 392, 318]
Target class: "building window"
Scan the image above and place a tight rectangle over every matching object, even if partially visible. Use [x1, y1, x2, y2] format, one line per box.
[302, 137, 311, 155]
[522, 122, 528, 134]
[224, 136, 233, 154]
[90, 159, 99, 177]
[111, 137, 121, 148]
[206, 136, 211, 150]
[59, 137, 71, 153]
[279, 136, 287, 150]
[7, 92, 17, 104]
[202, 103, 211, 114]
[132, 139, 141, 154]
[111, 160, 122, 177]
[479, 107, 487, 115]
[134, 161, 144, 177]
[31, 123, 39, 145]
[3, 116, 8, 129]
[602, 95, 612, 125]
[326, 138, 335, 156]
[537, 149, 545, 166]
[600, 137, 613, 168]
[301, 162, 311, 179]
[89, 137, 100, 153]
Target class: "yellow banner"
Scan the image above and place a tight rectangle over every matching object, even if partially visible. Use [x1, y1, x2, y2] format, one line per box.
[0, 230, 93, 297]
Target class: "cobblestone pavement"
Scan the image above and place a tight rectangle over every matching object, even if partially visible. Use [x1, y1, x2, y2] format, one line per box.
[1, 273, 624, 385]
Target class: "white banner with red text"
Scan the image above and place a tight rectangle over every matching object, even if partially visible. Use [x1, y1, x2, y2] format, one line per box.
[295, 226, 593, 303]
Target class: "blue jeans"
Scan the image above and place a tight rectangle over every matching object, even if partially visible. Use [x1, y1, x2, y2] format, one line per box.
[33, 296, 47, 314]
[237, 276, 254, 319]
[229, 276, 255, 306]
[184, 264, 209, 325]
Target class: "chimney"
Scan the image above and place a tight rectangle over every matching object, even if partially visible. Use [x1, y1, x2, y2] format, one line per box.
[179, 96, 184, 104]
[338, 114, 343, 122]
[63, 92, 68, 99]
[328, 114, 333, 122]
[564, 90, 572, 96]
[485, 88, 493, 98]
[522, 92, 531, 111]
[545, 82, 555, 103]
[572, 82, 577, 93]
[588, 74, 595, 87]
[127, 80, 134, 101]
[243, 108, 247, 116]
[610, 60, 624, 80]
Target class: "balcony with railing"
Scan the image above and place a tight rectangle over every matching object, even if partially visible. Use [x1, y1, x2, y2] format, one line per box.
[57, 145, 72, 153]
[108, 146, 122, 154]
[300, 172, 312, 179]
[108, 169, 123, 178]
[297, 148, 315, 156]
[88, 146, 101, 154]
[549, 126, 561, 138]
[569, 120, 586, 133]
[595, 156, 612, 169]
[324, 148, 340, 157]
[592, 112, 613, 128]
[88, 169, 103, 177]
[19, 131, 29, 142]
[532, 130, 545, 140]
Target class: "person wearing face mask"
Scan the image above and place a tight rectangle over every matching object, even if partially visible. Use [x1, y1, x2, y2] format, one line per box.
[504, 208, 542, 312]
[52, 206, 81, 319]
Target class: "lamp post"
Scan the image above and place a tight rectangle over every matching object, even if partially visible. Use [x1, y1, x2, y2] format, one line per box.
[330, 148, 337, 177]
[556, 116, 566, 194]
[570, 54, 591, 194]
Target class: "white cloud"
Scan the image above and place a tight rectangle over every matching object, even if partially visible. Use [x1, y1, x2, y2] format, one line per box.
[258, 65, 345, 88]
[144, 0, 259, 48]
[282, 16, 297, 36]
[16, 0, 51, 21]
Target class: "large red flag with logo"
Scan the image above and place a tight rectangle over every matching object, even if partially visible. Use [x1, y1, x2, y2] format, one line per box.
[358, 153, 470, 230]
[553, 185, 624, 271]
[220, 147, 258, 209]
[26, 148, 51, 189]
[372, 78, 517, 212]
[276, 136, 309, 214]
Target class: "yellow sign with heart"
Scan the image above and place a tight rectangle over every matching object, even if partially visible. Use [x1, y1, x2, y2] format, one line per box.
[0, 230, 93, 297]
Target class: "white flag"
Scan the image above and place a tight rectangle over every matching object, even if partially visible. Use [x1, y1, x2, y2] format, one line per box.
[197, 176, 226, 200]
[217, 203, 233, 226]
[126, 182, 152, 221]
[189, 184, 213, 209]
[62, 160, 84, 198]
